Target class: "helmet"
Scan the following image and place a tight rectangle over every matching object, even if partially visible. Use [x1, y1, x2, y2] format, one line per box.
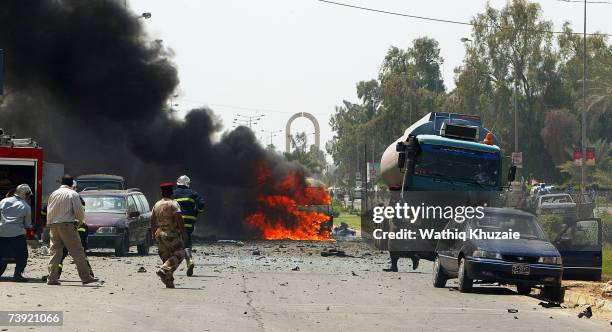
[15, 184, 33, 199]
[177, 175, 191, 187]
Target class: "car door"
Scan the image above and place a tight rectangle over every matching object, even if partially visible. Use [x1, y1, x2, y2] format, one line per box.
[554, 218, 602, 280]
[436, 220, 463, 274]
[126, 195, 141, 244]
[136, 194, 152, 238]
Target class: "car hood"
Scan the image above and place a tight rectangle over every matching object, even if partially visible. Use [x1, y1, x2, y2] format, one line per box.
[85, 212, 127, 230]
[474, 238, 560, 257]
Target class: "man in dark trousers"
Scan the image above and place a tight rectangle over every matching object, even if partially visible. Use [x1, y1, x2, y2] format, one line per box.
[173, 175, 204, 277]
[0, 184, 34, 282]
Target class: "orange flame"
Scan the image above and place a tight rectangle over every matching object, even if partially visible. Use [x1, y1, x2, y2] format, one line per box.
[245, 163, 332, 240]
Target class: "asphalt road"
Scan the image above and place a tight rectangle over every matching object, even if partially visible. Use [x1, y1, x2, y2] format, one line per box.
[0, 241, 608, 331]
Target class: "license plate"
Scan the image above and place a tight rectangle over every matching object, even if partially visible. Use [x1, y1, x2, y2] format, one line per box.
[512, 264, 530, 275]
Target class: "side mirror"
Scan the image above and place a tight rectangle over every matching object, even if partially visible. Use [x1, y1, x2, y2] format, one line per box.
[128, 211, 140, 218]
[507, 165, 517, 183]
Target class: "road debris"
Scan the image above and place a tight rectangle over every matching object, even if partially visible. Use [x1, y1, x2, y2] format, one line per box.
[332, 222, 357, 238]
[291, 266, 300, 271]
[577, 306, 592, 319]
[137, 267, 147, 273]
[218, 240, 245, 246]
[252, 250, 261, 256]
[321, 248, 350, 257]
[538, 301, 561, 308]
[507, 309, 518, 313]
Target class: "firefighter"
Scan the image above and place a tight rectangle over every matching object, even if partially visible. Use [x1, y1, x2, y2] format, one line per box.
[173, 175, 204, 277]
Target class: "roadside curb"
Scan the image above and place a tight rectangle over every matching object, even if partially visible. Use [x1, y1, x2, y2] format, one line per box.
[563, 289, 612, 312]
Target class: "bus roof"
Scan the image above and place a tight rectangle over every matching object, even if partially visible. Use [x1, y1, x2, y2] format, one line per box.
[417, 134, 500, 154]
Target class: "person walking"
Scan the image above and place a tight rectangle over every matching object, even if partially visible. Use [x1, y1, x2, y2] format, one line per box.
[152, 182, 185, 288]
[173, 175, 204, 276]
[46, 175, 98, 286]
[0, 184, 34, 282]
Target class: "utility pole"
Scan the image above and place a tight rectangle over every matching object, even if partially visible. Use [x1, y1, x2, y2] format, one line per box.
[581, 0, 587, 194]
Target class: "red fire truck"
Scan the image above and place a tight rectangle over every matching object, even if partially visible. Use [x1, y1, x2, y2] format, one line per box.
[0, 129, 57, 231]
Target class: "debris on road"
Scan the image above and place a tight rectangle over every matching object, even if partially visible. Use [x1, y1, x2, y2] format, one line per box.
[137, 267, 147, 273]
[291, 266, 300, 271]
[577, 306, 592, 319]
[279, 282, 288, 286]
[252, 250, 261, 256]
[507, 308, 518, 313]
[332, 222, 357, 238]
[321, 248, 351, 257]
[351, 271, 358, 276]
[538, 301, 561, 308]
[218, 240, 245, 246]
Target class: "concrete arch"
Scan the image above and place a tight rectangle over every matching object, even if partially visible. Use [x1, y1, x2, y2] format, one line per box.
[285, 112, 320, 153]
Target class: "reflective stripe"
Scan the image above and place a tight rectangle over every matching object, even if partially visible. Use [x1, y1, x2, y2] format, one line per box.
[78, 228, 86, 232]
[182, 215, 197, 221]
[58, 264, 63, 268]
[197, 208, 204, 213]
[184, 223, 194, 228]
[41, 211, 47, 216]
[176, 197, 195, 203]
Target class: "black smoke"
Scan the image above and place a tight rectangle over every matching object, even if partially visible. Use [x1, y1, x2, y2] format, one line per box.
[0, 0, 303, 237]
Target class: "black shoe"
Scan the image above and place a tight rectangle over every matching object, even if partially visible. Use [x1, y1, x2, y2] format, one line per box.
[411, 257, 420, 270]
[12, 275, 29, 282]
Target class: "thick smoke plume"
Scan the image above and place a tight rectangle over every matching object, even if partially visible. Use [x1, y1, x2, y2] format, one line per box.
[0, 0, 305, 237]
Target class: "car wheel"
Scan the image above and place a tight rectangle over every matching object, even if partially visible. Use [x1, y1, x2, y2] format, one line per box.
[542, 284, 563, 302]
[432, 256, 448, 288]
[114, 232, 129, 257]
[516, 284, 531, 295]
[137, 231, 151, 256]
[457, 258, 473, 293]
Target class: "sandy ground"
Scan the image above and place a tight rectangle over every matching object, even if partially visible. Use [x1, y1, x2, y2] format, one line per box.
[0, 240, 609, 331]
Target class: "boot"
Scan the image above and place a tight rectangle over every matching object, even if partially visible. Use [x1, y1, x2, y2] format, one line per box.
[411, 255, 420, 270]
[185, 248, 194, 277]
[383, 253, 399, 272]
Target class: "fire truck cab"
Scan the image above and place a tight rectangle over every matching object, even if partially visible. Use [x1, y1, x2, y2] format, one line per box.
[0, 129, 44, 231]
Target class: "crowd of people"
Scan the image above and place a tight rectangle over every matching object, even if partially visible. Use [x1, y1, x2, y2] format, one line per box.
[0, 174, 204, 288]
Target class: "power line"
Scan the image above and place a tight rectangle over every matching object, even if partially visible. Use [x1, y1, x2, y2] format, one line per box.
[316, 0, 611, 37]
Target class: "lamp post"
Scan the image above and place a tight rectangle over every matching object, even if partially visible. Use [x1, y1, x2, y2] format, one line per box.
[261, 129, 282, 147]
[581, 0, 587, 194]
[233, 113, 264, 129]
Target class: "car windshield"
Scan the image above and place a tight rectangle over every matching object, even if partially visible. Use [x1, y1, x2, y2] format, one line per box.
[414, 144, 500, 187]
[77, 180, 123, 192]
[541, 195, 572, 204]
[83, 195, 126, 213]
[472, 213, 546, 240]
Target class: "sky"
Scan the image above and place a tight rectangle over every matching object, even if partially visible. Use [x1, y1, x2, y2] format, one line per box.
[129, 0, 612, 157]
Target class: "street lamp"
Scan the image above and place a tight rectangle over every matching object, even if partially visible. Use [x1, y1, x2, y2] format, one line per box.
[136, 12, 151, 19]
[261, 129, 282, 146]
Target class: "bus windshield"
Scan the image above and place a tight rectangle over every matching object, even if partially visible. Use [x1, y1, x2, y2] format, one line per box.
[414, 144, 500, 187]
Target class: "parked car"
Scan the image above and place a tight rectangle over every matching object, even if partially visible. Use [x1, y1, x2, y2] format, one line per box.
[81, 189, 152, 256]
[535, 193, 577, 221]
[76, 174, 126, 192]
[433, 207, 563, 300]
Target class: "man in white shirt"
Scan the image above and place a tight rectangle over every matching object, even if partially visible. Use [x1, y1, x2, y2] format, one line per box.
[46, 175, 98, 285]
[0, 184, 33, 282]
